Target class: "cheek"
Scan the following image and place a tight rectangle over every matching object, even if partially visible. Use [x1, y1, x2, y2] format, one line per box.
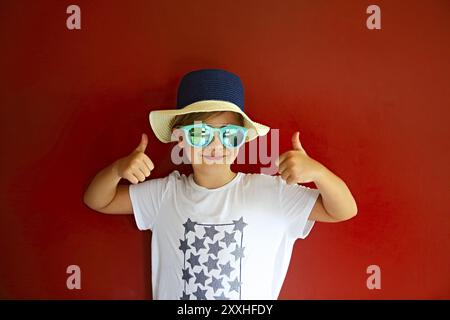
[184, 145, 203, 162]
[225, 149, 240, 162]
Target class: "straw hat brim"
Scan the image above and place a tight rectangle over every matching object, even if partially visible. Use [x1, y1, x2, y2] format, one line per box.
[149, 100, 270, 143]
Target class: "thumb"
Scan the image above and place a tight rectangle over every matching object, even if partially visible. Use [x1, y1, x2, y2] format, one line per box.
[135, 133, 148, 153]
[291, 131, 304, 151]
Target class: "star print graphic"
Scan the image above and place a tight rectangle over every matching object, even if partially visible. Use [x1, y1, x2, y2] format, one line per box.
[183, 218, 196, 234]
[187, 253, 201, 269]
[231, 244, 245, 261]
[228, 276, 242, 293]
[219, 261, 234, 278]
[221, 231, 236, 247]
[208, 276, 224, 294]
[178, 239, 189, 254]
[203, 226, 219, 240]
[232, 217, 248, 233]
[191, 236, 206, 253]
[179, 217, 246, 300]
[203, 256, 219, 273]
[182, 267, 193, 282]
[193, 286, 207, 300]
[207, 240, 223, 257]
[194, 269, 209, 287]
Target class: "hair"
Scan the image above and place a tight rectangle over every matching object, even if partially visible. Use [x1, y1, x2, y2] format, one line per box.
[170, 111, 244, 130]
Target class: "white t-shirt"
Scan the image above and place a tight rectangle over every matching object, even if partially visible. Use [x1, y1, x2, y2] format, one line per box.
[129, 170, 320, 300]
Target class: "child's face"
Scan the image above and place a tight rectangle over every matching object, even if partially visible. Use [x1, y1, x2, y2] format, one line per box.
[174, 111, 243, 166]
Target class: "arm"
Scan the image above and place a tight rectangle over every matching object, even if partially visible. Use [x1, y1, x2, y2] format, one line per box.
[308, 166, 357, 222]
[83, 161, 132, 214]
[277, 131, 357, 223]
[83, 133, 154, 214]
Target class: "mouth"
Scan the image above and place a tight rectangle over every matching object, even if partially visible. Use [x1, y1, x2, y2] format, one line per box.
[203, 154, 225, 160]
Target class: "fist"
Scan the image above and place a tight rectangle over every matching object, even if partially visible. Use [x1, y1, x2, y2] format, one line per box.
[276, 132, 324, 185]
[115, 133, 155, 184]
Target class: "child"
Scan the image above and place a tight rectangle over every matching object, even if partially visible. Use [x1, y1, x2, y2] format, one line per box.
[83, 69, 357, 300]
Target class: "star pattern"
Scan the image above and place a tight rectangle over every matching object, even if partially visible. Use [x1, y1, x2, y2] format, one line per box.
[207, 240, 223, 257]
[182, 267, 193, 282]
[191, 236, 206, 253]
[183, 218, 197, 234]
[231, 244, 245, 261]
[193, 286, 207, 300]
[208, 276, 224, 294]
[228, 276, 242, 293]
[221, 231, 236, 247]
[219, 261, 234, 278]
[232, 217, 248, 233]
[178, 239, 189, 254]
[203, 256, 219, 273]
[203, 226, 219, 240]
[179, 217, 247, 300]
[194, 269, 208, 287]
[187, 253, 201, 269]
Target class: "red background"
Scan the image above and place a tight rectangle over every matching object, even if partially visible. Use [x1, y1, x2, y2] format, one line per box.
[1, 0, 449, 299]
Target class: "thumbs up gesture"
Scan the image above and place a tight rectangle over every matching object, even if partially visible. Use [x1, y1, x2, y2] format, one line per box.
[114, 133, 155, 184]
[275, 132, 324, 185]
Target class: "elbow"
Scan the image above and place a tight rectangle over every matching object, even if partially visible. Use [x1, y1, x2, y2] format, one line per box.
[82, 192, 92, 209]
[345, 203, 358, 221]
[348, 208, 358, 220]
[352, 201, 358, 217]
[334, 204, 358, 222]
[82, 192, 100, 213]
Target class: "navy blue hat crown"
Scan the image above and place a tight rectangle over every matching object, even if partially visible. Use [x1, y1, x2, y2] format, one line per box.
[176, 69, 245, 111]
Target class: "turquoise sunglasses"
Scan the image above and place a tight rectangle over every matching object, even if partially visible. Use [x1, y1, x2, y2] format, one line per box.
[176, 123, 248, 148]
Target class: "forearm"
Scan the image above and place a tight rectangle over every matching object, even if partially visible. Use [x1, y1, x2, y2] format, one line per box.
[314, 166, 358, 220]
[83, 161, 122, 210]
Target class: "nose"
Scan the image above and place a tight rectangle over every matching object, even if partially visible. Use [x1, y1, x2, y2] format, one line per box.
[204, 132, 224, 154]
[209, 132, 223, 147]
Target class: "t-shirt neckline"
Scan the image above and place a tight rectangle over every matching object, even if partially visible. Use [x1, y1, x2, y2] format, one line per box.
[188, 171, 242, 192]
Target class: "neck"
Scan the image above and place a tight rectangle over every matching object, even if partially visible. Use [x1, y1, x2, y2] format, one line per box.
[192, 165, 237, 189]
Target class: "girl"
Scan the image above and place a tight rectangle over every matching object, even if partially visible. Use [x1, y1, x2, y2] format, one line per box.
[83, 69, 357, 300]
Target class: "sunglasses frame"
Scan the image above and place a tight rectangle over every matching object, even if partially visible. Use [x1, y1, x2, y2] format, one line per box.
[176, 123, 248, 149]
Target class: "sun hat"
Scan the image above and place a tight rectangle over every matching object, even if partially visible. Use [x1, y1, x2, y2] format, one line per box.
[149, 68, 270, 143]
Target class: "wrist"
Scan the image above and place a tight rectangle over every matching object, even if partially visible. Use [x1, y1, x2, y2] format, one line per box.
[110, 160, 122, 181]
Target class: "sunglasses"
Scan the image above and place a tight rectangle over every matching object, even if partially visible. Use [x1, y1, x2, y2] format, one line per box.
[176, 123, 248, 148]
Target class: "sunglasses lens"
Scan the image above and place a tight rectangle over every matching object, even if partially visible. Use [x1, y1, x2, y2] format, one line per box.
[187, 126, 211, 147]
[222, 127, 246, 148]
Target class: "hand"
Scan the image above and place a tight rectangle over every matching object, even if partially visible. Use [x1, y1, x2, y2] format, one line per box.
[276, 132, 325, 185]
[114, 133, 155, 184]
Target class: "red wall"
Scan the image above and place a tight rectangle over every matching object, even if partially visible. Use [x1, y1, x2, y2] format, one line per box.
[0, 0, 449, 299]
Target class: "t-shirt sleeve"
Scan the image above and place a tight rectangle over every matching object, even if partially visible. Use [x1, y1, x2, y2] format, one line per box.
[128, 171, 178, 231]
[276, 175, 321, 239]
